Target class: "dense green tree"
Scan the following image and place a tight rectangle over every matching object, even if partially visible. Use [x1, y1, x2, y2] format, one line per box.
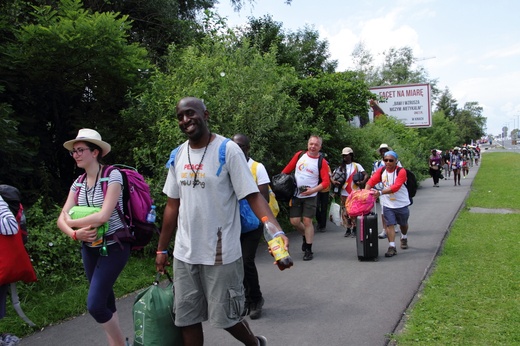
[240, 16, 337, 77]
[352, 45, 439, 99]
[122, 32, 302, 194]
[359, 116, 428, 179]
[0, 0, 151, 204]
[240, 15, 284, 56]
[288, 71, 373, 158]
[453, 102, 486, 144]
[436, 87, 458, 119]
[418, 111, 461, 151]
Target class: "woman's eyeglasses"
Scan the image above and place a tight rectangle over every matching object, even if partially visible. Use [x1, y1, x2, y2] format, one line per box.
[383, 159, 395, 162]
[69, 147, 91, 156]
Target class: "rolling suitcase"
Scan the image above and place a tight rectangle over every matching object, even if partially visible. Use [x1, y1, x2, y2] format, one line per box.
[355, 213, 378, 261]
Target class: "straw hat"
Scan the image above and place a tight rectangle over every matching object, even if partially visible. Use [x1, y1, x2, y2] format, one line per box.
[63, 128, 111, 157]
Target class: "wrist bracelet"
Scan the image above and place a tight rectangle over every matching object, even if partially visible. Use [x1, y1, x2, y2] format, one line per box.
[156, 250, 168, 255]
[72, 231, 78, 241]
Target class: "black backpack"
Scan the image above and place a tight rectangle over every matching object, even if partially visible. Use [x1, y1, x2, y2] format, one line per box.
[0, 185, 28, 244]
[380, 167, 417, 204]
[272, 151, 325, 202]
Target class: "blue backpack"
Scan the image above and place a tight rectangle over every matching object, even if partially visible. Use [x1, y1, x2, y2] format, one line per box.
[166, 138, 260, 233]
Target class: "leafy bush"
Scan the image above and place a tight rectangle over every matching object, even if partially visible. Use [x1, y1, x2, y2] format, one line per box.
[24, 198, 85, 283]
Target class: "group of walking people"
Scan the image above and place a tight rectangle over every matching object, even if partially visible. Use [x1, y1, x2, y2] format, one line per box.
[429, 145, 480, 187]
[7, 97, 418, 345]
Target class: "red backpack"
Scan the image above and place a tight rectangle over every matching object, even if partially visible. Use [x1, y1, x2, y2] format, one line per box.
[74, 165, 158, 250]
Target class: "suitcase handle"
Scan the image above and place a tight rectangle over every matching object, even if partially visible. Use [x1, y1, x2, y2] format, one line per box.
[360, 216, 364, 242]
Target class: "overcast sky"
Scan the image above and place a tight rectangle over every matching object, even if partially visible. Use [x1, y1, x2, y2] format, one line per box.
[215, 0, 520, 137]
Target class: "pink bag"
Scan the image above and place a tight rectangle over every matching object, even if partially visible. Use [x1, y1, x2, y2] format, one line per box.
[345, 190, 376, 217]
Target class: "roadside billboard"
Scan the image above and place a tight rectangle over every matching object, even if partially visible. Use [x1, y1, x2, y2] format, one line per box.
[369, 83, 431, 127]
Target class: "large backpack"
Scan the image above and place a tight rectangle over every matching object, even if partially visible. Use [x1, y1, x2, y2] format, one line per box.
[271, 150, 324, 202]
[380, 167, 418, 205]
[74, 165, 158, 250]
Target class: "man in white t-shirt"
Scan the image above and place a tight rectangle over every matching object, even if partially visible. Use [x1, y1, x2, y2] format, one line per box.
[232, 133, 269, 320]
[157, 97, 286, 346]
[281, 135, 330, 261]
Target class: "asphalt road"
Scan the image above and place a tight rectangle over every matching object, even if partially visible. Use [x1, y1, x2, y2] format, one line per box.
[20, 154, 483, 346]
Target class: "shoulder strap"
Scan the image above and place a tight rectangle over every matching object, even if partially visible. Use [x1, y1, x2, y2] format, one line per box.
[251, 160, 259, 183]
[166, 144, 183, 169]
[216, 138, 231, 177]
[74, 173, 87, 204]
[99, 165, 114, 197]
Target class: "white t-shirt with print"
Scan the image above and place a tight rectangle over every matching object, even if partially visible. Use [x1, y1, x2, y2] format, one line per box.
[163, 135, 259, 265]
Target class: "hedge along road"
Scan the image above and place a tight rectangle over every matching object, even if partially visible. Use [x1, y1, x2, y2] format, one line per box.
[21, 156, 481, 346]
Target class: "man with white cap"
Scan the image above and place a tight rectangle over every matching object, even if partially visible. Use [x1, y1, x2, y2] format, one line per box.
[366, 150, 411, 258]
[330, 147, 367, 237]
[372, 143, 392, 174]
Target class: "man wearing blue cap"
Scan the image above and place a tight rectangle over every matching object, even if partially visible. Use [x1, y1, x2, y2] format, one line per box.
[365, 150, 410, 257]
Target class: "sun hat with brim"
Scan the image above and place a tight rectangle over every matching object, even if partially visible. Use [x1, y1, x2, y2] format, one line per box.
[342, 147, 354, 155]
[377, 143, 392, 154]
[63, 128, 111, 157]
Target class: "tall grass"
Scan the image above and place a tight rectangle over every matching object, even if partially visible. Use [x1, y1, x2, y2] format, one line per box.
[393, 152, 520, 345]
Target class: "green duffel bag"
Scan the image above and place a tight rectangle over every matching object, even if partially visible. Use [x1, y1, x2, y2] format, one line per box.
[133, 271, 183, 346]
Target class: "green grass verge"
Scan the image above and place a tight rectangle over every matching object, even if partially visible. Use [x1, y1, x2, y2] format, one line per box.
[393, 152, 520, 345]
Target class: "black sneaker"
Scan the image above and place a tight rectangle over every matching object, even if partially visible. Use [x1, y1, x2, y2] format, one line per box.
[351, 227, 356, 238]
[303, 249, 314, 261]
[344, 229, 351, 237]
[249, 297, 264, 320]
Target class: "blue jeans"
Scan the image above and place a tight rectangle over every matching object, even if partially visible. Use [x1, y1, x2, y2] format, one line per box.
[81, 242, 131, 323]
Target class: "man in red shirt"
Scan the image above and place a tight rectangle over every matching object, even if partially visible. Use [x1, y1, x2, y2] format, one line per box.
[365, 151, 411, 258]
[281, 135, 330, 261]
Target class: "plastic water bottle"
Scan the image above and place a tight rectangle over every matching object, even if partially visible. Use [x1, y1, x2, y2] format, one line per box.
[146, 205, 156, 223]
[261, 216, 293, 271]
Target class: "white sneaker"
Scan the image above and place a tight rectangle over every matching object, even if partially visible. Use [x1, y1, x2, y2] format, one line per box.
[378, 231, 387, 239]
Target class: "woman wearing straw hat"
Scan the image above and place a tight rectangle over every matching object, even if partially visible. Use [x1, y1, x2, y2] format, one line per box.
[57, 129, 130, 346]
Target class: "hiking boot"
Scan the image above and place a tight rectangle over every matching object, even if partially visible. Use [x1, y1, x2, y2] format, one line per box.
[344, 229, 351, 237]
[400, 238, 408, 249]
[303, 249, 314, 261]
[378, 231, 387, 239]
[249, 297, 264, 320]
[385, 246, 397, 257]
[256, 336, 268, 346]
